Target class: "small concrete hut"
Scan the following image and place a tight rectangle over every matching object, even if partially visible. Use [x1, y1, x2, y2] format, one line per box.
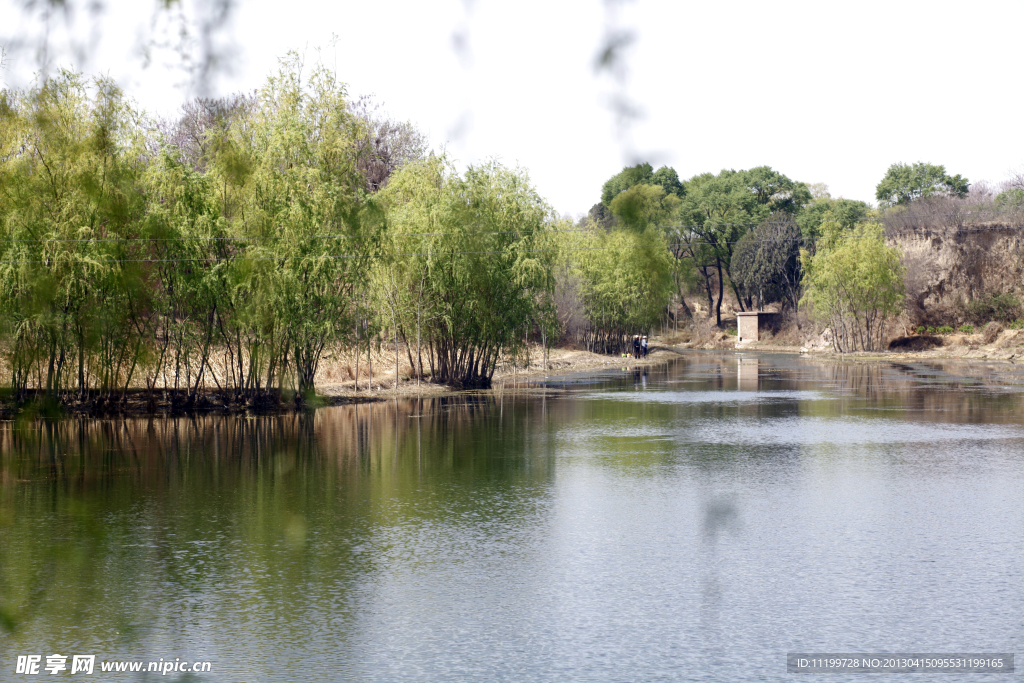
[736, 312, 779, 344]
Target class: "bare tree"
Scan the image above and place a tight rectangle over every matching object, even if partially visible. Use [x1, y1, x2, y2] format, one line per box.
[155, 93, 256, 172]
[350, 96, 428, 193]
[1004, 166, 1024, 192]
[553, 262, 585, 344]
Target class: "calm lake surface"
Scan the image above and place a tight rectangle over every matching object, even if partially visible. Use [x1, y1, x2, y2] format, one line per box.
[1, 352, 1022, 682]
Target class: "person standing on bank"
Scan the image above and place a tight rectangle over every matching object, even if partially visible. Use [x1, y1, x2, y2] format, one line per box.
[632, 335, 641, 359]
[641, 336, 648, 358]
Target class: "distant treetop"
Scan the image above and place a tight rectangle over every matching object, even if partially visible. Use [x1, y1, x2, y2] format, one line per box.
[600, 162, 684, 206]
[875, 162, 969, 207]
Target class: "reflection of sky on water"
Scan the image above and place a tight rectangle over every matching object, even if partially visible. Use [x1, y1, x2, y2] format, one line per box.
[563, 415, 1023, 446]
[2, 353, 1023, 682]
[583, 389, 825, 404]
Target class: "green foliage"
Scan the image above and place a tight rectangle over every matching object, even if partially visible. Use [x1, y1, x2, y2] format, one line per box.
[243, 55, 375, 397]
[602, 163, 652, 205]
[378, 157, 552, 387]
[962, 293, 1021, 324]
[608, 183, 680, 230]
[590, 230, 672, 351]
[875, 162, 969, 207]
[1009, 319, 1024, 331]
[565, 223, 674, 354]
[651, 166, 684, 198]
[995, 188, 1024, 209]
[0, 71, 149, 401]
[801, 218, 905, 352]
[936, 326, 954, 334]
[744, 165, 812, 214]
[591, 161, 683, 232]
[797, 197, 872, 244]
[0, 57, 379, 406]
[730, 215, 802, 311]
[587, 201, 616, 230]
[958, 324, 974, 334]
[676, 166, 810, 324]
[601, 162, 683, 206]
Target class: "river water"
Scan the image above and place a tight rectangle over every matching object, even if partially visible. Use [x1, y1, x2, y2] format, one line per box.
[1, 353, 1021, 682]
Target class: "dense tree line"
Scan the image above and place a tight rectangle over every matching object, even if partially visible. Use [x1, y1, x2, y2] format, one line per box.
[3, 59, 1017, 407]
[0, 60, 380, 406]
[0, 59, 557, 407]
[589, 162, 827, 328]
[586, 157, 1024, 352]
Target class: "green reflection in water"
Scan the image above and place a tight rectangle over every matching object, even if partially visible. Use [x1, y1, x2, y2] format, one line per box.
[0, 353, 1022, 681]
[0, 397, 559, 654]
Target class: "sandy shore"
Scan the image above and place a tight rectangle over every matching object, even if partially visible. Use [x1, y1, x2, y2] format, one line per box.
[734, 329, 1024, 363]
[316, 345, 683, 400]
[319, 330, 1024, 406]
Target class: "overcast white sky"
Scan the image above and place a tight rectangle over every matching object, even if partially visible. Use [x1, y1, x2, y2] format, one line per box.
[3, 0, 1023, 216]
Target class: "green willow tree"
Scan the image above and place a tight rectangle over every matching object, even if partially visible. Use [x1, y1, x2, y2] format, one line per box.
[572, 226, 674, 354]
[0, 71, 149, 403]
[801, 214, 905, 352]
[240, 56, 378, 401]
[563, 177, 676, 353]
[0, 58, 383, 408]
[377, 157, 553, 388]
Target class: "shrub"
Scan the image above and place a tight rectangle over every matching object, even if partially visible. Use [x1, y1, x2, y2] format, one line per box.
[915, 325, 927, 334]
[982, 321, 1003, 344]
[935, 326, 954, 334]
[726, 328, 738, 336]
[889, 334, 943, 351]
[963, 293, 1022, 324]
[1009, 319, 1024, 330]
[801, 219, 904, 352]
[959, 324, 974, 334]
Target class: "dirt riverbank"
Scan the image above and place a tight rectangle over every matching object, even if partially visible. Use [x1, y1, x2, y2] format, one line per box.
[660, 310, 1024, 363]
[316, 345, 681, 400]
[730, 328, 1024, 363]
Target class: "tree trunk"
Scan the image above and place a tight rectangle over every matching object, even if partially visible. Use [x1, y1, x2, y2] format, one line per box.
[540, 325, 547, 370]
[700, 266, 714, 317]
[416, 301, 422, 385]
[678, 294, 693, 323]
[715, 257, 725, 327]
[730, 278, 746, 313]
[77, 323, 86, 397]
